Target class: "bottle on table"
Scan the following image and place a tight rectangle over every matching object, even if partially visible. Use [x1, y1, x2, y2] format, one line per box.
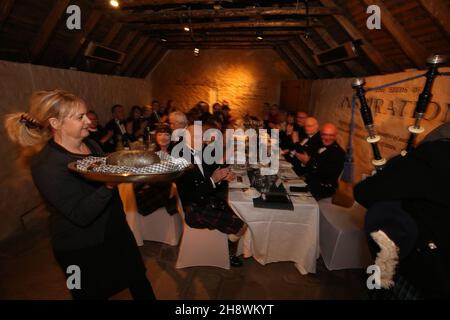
[116, 134, 124, 151]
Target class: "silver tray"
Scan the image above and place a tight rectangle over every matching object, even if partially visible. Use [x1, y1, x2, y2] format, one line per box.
[68, 162, 192, 183]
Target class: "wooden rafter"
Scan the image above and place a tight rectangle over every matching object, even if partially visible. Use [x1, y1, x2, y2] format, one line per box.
[0, 0, 15, 31]
[298, 35, 346, 78]
[164, 42, 276, 47]
[30, 0, 71, 62]
[288, 39, 331, 78]
[282, 42, 315, 78]
[274, 45, 304, 79]
[418, 0, 450, 39]
[360, 0, 429, 68]
[140, 46, 168, 78]
[319, 0, 397, 74]
[313, 26, 364, 76]
[151, 35, 292, 42]
[139, 20, 322, 31]
[117, 30, 139, 51]
[121, 7, 339, 23]
[125, 40, 156, 76]
[143, 30, 308, 37]
[121, 36, 149, 74]
[66, 10, 103, 65]
[103, 23, 123, 46]
[123, 0, 217, 8]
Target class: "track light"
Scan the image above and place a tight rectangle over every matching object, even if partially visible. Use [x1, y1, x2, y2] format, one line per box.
[194, 48, 200, 56]
[184, 27, 190, 32]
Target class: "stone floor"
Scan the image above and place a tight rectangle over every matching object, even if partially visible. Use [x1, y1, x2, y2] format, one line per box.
[0, 209, 369, 300]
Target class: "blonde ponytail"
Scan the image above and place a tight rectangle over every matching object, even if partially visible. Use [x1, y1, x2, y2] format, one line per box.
[4, 89, 86, 158]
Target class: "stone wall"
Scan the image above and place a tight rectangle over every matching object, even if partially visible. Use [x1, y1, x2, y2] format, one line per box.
[148, 49, 296, 119]
[0, 60, 152, 241]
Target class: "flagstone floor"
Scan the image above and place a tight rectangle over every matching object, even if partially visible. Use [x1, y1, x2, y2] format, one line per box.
[0, 207, 368, 300]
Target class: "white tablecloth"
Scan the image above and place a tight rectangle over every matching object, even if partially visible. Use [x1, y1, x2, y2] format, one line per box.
[228, 179, 320, 275]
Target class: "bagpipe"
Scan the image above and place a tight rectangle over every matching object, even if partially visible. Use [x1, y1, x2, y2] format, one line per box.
[350, 54, 447, 172]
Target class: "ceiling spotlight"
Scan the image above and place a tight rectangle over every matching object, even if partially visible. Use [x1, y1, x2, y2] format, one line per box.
[256, 31, 263, 40]
[194, 48, 200, 56]
[184, 27, 190, 32]
[160, 37, 167, 42]
[109, 0, 120, 8]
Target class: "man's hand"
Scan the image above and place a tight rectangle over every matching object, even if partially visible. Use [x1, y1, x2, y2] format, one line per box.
[211, 168, 230, 183]
[223, 170, 235, 182]
[295, 152, 310, 164]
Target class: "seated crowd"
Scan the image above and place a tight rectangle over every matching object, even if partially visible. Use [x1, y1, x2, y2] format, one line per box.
[88, 100, 345, 267]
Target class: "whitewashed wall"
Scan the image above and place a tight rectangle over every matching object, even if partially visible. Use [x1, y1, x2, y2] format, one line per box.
[0, 60, 152, 241]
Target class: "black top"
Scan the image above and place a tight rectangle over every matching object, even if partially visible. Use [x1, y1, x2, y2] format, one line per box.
[354, 140, 450, 297]
[305, 141, 345, 199]
[31, 139, 127, 252]
[354, 140, 450, 250]
[103, 119, 128, 153]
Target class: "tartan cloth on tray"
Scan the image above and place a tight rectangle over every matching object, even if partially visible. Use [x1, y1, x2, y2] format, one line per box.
[76, 151, 190, 175]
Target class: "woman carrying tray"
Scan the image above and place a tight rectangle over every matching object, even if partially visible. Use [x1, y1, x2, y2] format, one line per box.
[4, 90, 155, 300]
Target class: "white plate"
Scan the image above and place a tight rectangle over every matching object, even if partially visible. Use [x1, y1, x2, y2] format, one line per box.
[243, 188, 261, 199]
[229, 175, 251, 189]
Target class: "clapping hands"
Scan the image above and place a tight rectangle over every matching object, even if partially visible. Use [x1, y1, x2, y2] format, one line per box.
[211, 167, 235, 183]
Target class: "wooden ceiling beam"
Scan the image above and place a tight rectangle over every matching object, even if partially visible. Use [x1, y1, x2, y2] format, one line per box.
[152, 36, 292, 42]
[121, 7, 338, 23]
[117, 30, 139, 51]
[120, 36, 149, 75]
[103, 23, 123, 46]
[66, 10, 103, 66]
[140, 46, 168, 78]
[418, 0, 450, 39]
[163, 41, 278, 47]
[313, 26, 367, 77]
[138, 21, 322, 31]
[143, 30, 308, 36]
[274, 45, 304, 79]
[360, 0, 429, 69]
[30, 0, 71, 63]
[319, 0, 397, 74]
[122, 0, 219, 8]
[0, 0, 15, 31]
[125, 40, 157, 77]
[297, 35, 346, 78]
[288, 39, 331, 78]
[281, 42, 315, 78]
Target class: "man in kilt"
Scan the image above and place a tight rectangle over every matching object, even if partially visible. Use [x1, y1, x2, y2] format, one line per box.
[175, 125, 248, 267]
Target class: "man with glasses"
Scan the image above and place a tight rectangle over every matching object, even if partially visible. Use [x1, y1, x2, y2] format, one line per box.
[303, 123, 345, 200]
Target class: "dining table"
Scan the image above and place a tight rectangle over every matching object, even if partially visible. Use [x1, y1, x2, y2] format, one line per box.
[228, 160, 320, 275]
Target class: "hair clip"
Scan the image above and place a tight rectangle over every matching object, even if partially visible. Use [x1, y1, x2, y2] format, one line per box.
[20, 113, 43, 130]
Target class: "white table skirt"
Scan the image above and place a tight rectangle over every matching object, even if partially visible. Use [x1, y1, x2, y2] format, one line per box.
[229, 187, 320, 275]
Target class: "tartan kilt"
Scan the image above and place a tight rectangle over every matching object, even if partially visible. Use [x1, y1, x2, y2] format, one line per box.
[184, 197, 244, 235]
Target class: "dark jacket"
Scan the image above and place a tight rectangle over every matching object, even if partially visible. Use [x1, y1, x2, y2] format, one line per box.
[175, 146, 243, 234]
[354, 139, 450, 298]
[103, 119, 128, 153]
[31, 139, 125, 251]
[288, 131, 322, 176]
[305, 141, 345, 200]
